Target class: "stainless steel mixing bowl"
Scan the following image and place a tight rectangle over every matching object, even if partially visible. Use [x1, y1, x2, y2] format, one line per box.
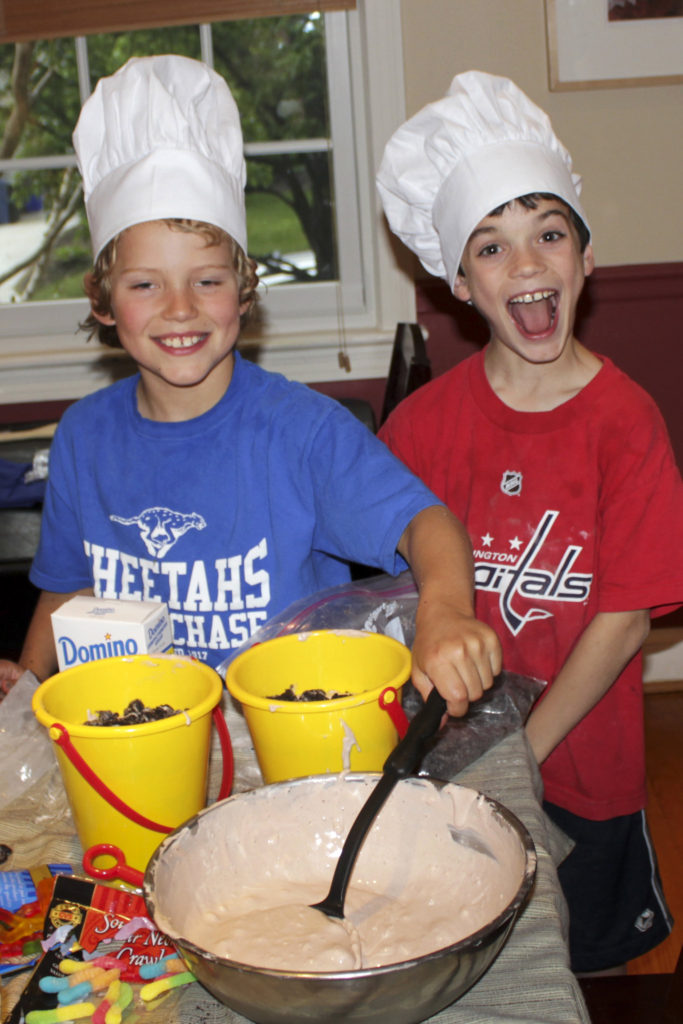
[144, 774, 537, 1024]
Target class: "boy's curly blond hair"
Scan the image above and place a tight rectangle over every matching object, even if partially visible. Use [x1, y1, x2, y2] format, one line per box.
[82, 219, 259, 349]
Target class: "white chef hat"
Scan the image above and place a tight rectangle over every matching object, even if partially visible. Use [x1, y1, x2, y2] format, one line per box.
[73, 54, 247, 259]
[377, 70, 590, 290]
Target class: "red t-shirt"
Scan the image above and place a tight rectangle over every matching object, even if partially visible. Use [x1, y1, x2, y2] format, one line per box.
[380, 350, 683, 820]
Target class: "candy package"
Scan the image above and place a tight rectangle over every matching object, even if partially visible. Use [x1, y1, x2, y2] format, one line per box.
[4, 874, 179, 1023]
[0, 867, 72, 977]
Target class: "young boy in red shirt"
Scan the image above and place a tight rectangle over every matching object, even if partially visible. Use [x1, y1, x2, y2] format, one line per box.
[377, 70, 683, 973]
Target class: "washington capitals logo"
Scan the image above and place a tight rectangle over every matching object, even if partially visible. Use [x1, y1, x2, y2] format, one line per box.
[474, 510, 592, 636]
[110, 507, 206, 558]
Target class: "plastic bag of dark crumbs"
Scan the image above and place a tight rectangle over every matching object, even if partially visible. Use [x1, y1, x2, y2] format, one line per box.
[404, 673, 546, 779]
[217, 570, 546, 776]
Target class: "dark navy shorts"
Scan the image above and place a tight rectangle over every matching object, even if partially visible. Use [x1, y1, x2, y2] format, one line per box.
[543, 802, 673, 973]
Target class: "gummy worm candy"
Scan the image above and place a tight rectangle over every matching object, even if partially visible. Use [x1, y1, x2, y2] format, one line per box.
[59, 956, 122, 975]
[25, 1003, 96, 1023]
[57, 969, 120, 1005]
[140, 970, 196, 1001]
[104, 981, 133, 1024]
[91, 978, 120, 1024]
[41, 965, 118, 995]
[138, 954, 184, 979]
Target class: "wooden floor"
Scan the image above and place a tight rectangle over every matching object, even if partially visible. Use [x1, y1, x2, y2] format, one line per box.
[627, 689, 683, 976]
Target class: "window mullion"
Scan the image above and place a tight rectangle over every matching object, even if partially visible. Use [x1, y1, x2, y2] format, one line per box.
[198, 23, 213, 66]
[75, 35, 91, 100]
[0, 155, 77, 172]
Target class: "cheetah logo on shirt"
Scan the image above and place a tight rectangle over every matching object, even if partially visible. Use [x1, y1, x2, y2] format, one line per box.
[501, 470, 522, 496]
[110, 507, 206, 558]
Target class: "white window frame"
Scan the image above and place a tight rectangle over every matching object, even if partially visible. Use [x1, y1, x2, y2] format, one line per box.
[0, 0, 415, 409]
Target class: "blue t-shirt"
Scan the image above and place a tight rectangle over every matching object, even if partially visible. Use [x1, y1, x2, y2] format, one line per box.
[31, 354, 439, 667]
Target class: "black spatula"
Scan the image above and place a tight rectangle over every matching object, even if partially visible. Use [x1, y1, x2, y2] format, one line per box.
[311, 686, 446, 919]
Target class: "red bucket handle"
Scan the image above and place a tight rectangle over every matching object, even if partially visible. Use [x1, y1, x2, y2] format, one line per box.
[378, 686, 409, 738]
[213, 705, 234, 802]
[82, 843, 146, 888]
[49, 706, 234, 834]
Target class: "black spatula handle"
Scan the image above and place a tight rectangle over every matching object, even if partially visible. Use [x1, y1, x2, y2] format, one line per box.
[383, 686, 446, 779]
[311, 686, 446, 919]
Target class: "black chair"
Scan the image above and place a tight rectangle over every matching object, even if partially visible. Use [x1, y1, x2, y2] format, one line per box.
[379, 322, 432, 427]
[336, 397, 377, 433]
[0, 436, 48, 659]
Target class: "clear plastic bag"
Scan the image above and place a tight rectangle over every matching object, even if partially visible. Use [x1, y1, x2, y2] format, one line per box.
[0, 671, 56, 811]
[217, 570, 420, 673]
[217, 570, 546, 778]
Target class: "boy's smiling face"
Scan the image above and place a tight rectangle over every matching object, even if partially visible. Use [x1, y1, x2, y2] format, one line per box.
[92, 220, 249, 420]
[452, 198, 594, 368]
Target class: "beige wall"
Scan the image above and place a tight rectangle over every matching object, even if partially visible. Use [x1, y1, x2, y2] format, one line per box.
[398, 0, 682, 267]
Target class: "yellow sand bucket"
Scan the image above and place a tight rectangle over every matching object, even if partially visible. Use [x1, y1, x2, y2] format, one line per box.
[32, 654, 229, 873]
[224, 630, 411, 783]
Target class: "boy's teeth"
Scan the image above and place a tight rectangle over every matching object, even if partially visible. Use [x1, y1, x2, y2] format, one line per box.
[161, 335, 203, 348]
[510, 290, 554, 304]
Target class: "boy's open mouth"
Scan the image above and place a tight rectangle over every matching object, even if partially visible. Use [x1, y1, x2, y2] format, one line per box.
[508, 290, 557, 337]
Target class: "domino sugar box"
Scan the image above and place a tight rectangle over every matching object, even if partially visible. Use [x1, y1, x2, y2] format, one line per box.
[51, 596, 173, 671]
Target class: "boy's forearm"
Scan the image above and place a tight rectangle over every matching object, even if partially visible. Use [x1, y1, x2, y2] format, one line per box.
[399, 505, 475, 615]
[397, 505, 502, 716]
[20, 588, 93, 683]
[525, 608, 651, 764]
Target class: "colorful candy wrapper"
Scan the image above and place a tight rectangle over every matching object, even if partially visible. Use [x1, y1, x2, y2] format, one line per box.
[0, 867, 72, 977]
[3, 875, 175, 1023]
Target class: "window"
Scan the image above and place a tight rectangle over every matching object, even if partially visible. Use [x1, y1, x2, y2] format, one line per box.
[0, 1, 414, 409]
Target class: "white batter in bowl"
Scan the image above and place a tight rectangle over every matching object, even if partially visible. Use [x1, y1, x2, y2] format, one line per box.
[144, 773, 536, 1024]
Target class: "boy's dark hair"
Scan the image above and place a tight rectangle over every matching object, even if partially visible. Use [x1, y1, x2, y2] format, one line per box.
[491, 193, 590, 251]
[81, 219, 259, 349]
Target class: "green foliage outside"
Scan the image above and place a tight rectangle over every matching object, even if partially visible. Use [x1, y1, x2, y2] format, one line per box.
[0, 15, 333, 303]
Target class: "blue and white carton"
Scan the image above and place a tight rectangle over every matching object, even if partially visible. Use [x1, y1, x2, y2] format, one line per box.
[51, 596, 173, 671]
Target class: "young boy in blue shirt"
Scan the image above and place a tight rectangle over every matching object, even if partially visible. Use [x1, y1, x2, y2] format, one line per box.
[0, 56, 500, 718]
[377, 70, 683, 973]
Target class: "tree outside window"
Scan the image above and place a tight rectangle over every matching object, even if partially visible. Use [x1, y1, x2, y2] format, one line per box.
[0, 15, 333, 306]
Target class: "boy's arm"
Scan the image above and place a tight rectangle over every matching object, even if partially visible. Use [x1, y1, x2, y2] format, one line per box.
[397, 504, 502, 717]
[18, 587, 94, 684]
[525, 608, 651, 764]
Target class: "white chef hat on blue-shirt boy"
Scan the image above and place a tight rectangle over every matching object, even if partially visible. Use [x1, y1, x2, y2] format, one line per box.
[377, 70, 590, 291]
[73, 54, 247, 259]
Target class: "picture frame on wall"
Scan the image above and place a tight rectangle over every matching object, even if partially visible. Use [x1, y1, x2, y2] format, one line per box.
[545, 0, 683, 90]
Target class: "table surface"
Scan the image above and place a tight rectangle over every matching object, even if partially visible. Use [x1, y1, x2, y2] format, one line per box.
[0, 689, 591, 1024]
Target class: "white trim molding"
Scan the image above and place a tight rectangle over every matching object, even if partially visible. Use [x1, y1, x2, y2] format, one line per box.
[0, 323, 397, 407]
